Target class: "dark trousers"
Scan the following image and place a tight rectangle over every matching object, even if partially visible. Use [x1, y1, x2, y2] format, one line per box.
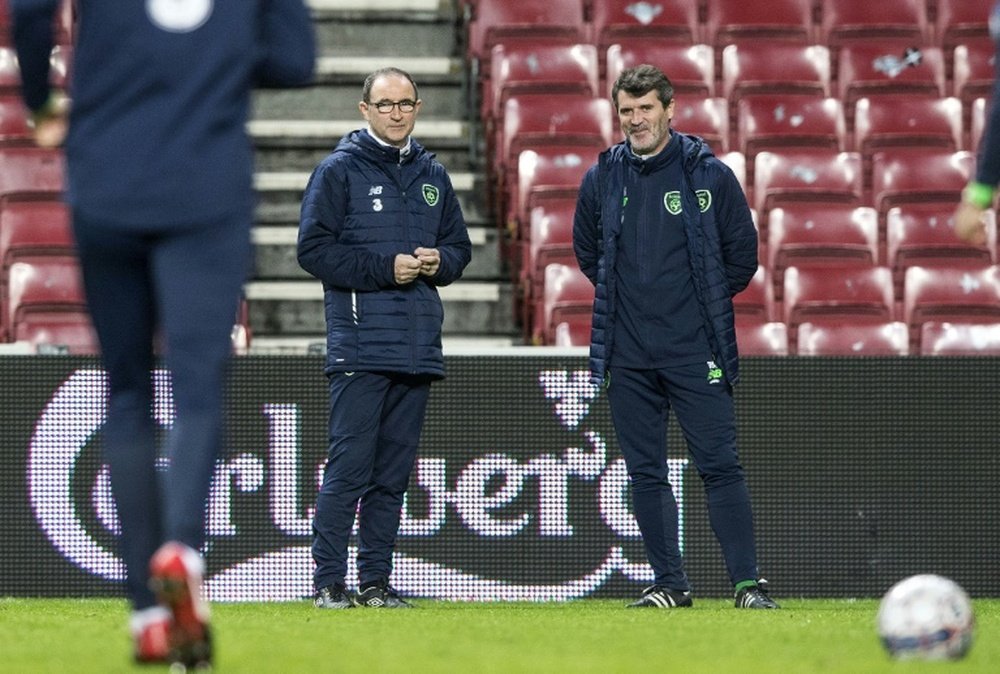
[606, 363, 759, 591]
[73, 209, 251, 610]
[312, 371, 431, 590]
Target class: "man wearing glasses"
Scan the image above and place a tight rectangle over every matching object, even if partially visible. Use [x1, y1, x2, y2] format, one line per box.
[298, 67, 472, 609]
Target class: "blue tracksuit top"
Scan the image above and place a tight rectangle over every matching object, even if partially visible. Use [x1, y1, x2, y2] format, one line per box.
[976, 2, 1000, 186]
[614, 132, 712, 368]
[11, 0, 316, 226]
[297, 129, 473, 377]
[573, 133, 758, 387]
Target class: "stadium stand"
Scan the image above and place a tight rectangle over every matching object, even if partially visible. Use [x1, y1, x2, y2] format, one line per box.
[520, 200, 577, 337]
[796, 320, 910, 356]
[539, 262, 594, 345]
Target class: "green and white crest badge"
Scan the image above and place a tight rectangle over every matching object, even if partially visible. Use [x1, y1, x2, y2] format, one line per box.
[422, 184, 440, 207]
[663, 191, 682, 215]
[696, 189, 712, 213]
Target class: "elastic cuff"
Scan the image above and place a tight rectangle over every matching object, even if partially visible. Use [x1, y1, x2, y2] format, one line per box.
[963, 182, 995, 209]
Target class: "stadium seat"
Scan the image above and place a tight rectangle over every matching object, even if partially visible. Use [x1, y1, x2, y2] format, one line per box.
[12, 312, 98, 354]
[718, 151, 748, 197]
[486, 43, 600, 126]
[853, 96, 962, 159]
[0, 196, 74, 271]
[466, 0, 588, 68]
[591, 0, 702, 54]
[0, 146, 64, 198]
[935, 0, 993, 56]
[509, 147, 598, 238]
[495, 94, 614, 219]
[673, 97, 729, 153]
[886, 204, 996, 297]
[970, 97, 986, 154]
[870, 149, 974, 228]
[0, 94, 31, 145]
[752, 149, 863, 222]
[703, 0, 814, 48]
[5, 255, 87, 341]
[952, 38, 994, 121]
[836, 44, 946, 122]
[782, 265, 896, 345]
[552, 316, 591, 347]
[521, 201, 577, 334]
[733, 265, 775, 323]
[817, 0, 930, 48]
[767, 205, 879, 301]
[919, 321, 1000, 355]
[796, 320, 909, 356]
[903, 265, 1000, 347]
[735, 94, 845, 173]
[605, 41, 715, 98]
[539, 263, 594, 345]
[720, 43, 832, 128]
[735, 319, 789, 356]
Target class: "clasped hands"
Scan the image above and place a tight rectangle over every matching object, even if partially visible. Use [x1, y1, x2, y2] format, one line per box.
[394, 247, 440, 284]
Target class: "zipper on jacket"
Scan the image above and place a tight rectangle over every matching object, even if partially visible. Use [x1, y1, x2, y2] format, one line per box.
[351, 290, 359, 325]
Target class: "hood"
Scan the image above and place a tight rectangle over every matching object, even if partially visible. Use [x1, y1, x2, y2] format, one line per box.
[331, 128, 431, 166]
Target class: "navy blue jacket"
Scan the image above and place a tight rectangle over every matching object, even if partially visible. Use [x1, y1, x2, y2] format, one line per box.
[297, 130, 472, 377]
[573, 133, 758, 386]
[11, 0, 315, 226]
[975, 2, 1000, 185]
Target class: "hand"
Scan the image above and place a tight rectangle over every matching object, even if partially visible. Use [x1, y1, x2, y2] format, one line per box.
[414, 247, 440, 277]
[394, 253, 422, 284]
[30, 93, 69, 149]
[954, 201, 988, 245]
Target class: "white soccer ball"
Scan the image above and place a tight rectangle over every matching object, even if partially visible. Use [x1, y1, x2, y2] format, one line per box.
[876, 574, 975, 660]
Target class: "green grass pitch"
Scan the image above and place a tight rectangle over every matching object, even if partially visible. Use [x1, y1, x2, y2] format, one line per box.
[2, 597, 997, 672]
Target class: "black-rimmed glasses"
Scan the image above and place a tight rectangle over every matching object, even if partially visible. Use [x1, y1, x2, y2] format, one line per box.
[370, 99, 417, 114]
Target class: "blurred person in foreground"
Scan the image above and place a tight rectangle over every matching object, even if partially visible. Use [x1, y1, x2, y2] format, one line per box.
[298, 67, 471, 610]
[956, 2, 1000, 244]
[11, 0, 315, 666]
[573, 64, 778, 609]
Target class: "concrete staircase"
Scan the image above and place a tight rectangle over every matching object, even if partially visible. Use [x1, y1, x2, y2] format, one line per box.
[246, 0, 517, 353]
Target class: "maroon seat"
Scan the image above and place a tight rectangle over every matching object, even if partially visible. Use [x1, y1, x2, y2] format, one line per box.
[673, 97, 729, 153]
[521, 201, 577, 335]
[736, 94, 845, 177]
[509, 146, 598, 238]
[704, 0, 814, 48]
[13, 312, 98, 354]
[591, 0, 702, 53]
[605, 41, 714, 99]
[817, 0, 930, 48]
[952, 37, 994, 119]
[6, 255, 87, 341]
[935, 0, 993, 55]
[0, 146, 64, 198]
[919, 321, 1000, 355]
[735, 319, 789, 356]
[539, 263, 594, 345]
[870, 148, 974, 228]
[0, 94, 32, 145]
[466, 0, 588, 67]
[836, 43, 946, 120]
[552, 315, 592, 347]
[733, 265, 775, 323]
[796, 320, 909, 355]
[903, 265, 1000, 347]
[752, 149, 863, 223]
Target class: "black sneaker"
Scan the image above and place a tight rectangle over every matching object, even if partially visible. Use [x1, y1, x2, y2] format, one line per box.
[627, 585, 693, 608]
[314, 584, 354, 609]
[355, 581, 413, 608]
[734, 579, 780, 609]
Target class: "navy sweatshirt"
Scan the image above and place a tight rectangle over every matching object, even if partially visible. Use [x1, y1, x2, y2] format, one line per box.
[11, 0, 315, 226]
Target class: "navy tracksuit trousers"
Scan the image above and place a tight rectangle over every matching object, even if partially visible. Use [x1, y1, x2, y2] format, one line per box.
[312, 371, 431, 590]
[606, 363, 759, 592]
[72, 209, 251, 610]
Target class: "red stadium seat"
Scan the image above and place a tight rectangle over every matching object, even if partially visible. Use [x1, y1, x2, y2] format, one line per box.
[496, 94, 614, 201]
[720, 43, 832, 128]
[704, 0, 814, 48]
[752, 149, 863, 222]
[733, 265, 775, 323]
[935, 0, 993, 55]
[718, 151, 748, 196]
[736, 94, 845, 174]
[870, 149, 974, 227]
[605, 41, 715, 98]
[591, 0, 702, 53]
[886, 204, 996, 297]
[539, 263, 594, 345]
[0, 94, 31, 145]
[952, 38, 995, 118]
[521, 201, 577, 334]
[466, 0, 588, 66]
[0, 196, 73, 269]
[782, 266, 896, 345]
[817, 0, 930, 48]
[796, 320, 909, 355]
[0, 146, 64, 198]
[509, 147, 597, 238]
[486, 43, 600, 125]
[767, 205, 879, 301]
[836, 45, 946, 123]
[735, 319, 789, 356]
[673, 97, 729, 153]
[5, 255, 87, 340]
[970, 96, 987, 153]
[853, 96, 962, 157]
[552, 316, 592, 347]
[13, 312, 97, 354]
[919, 321, 1000, 355]
[903, 265, 1000, 347]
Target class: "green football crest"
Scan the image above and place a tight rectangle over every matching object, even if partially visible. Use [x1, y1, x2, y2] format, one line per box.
[422, 184, 440, 207]
[663, 191, 682, 215]
[696, 189, 712, 213]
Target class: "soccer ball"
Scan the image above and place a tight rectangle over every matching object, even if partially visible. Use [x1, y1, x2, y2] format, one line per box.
[876, 574, 975, 660]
